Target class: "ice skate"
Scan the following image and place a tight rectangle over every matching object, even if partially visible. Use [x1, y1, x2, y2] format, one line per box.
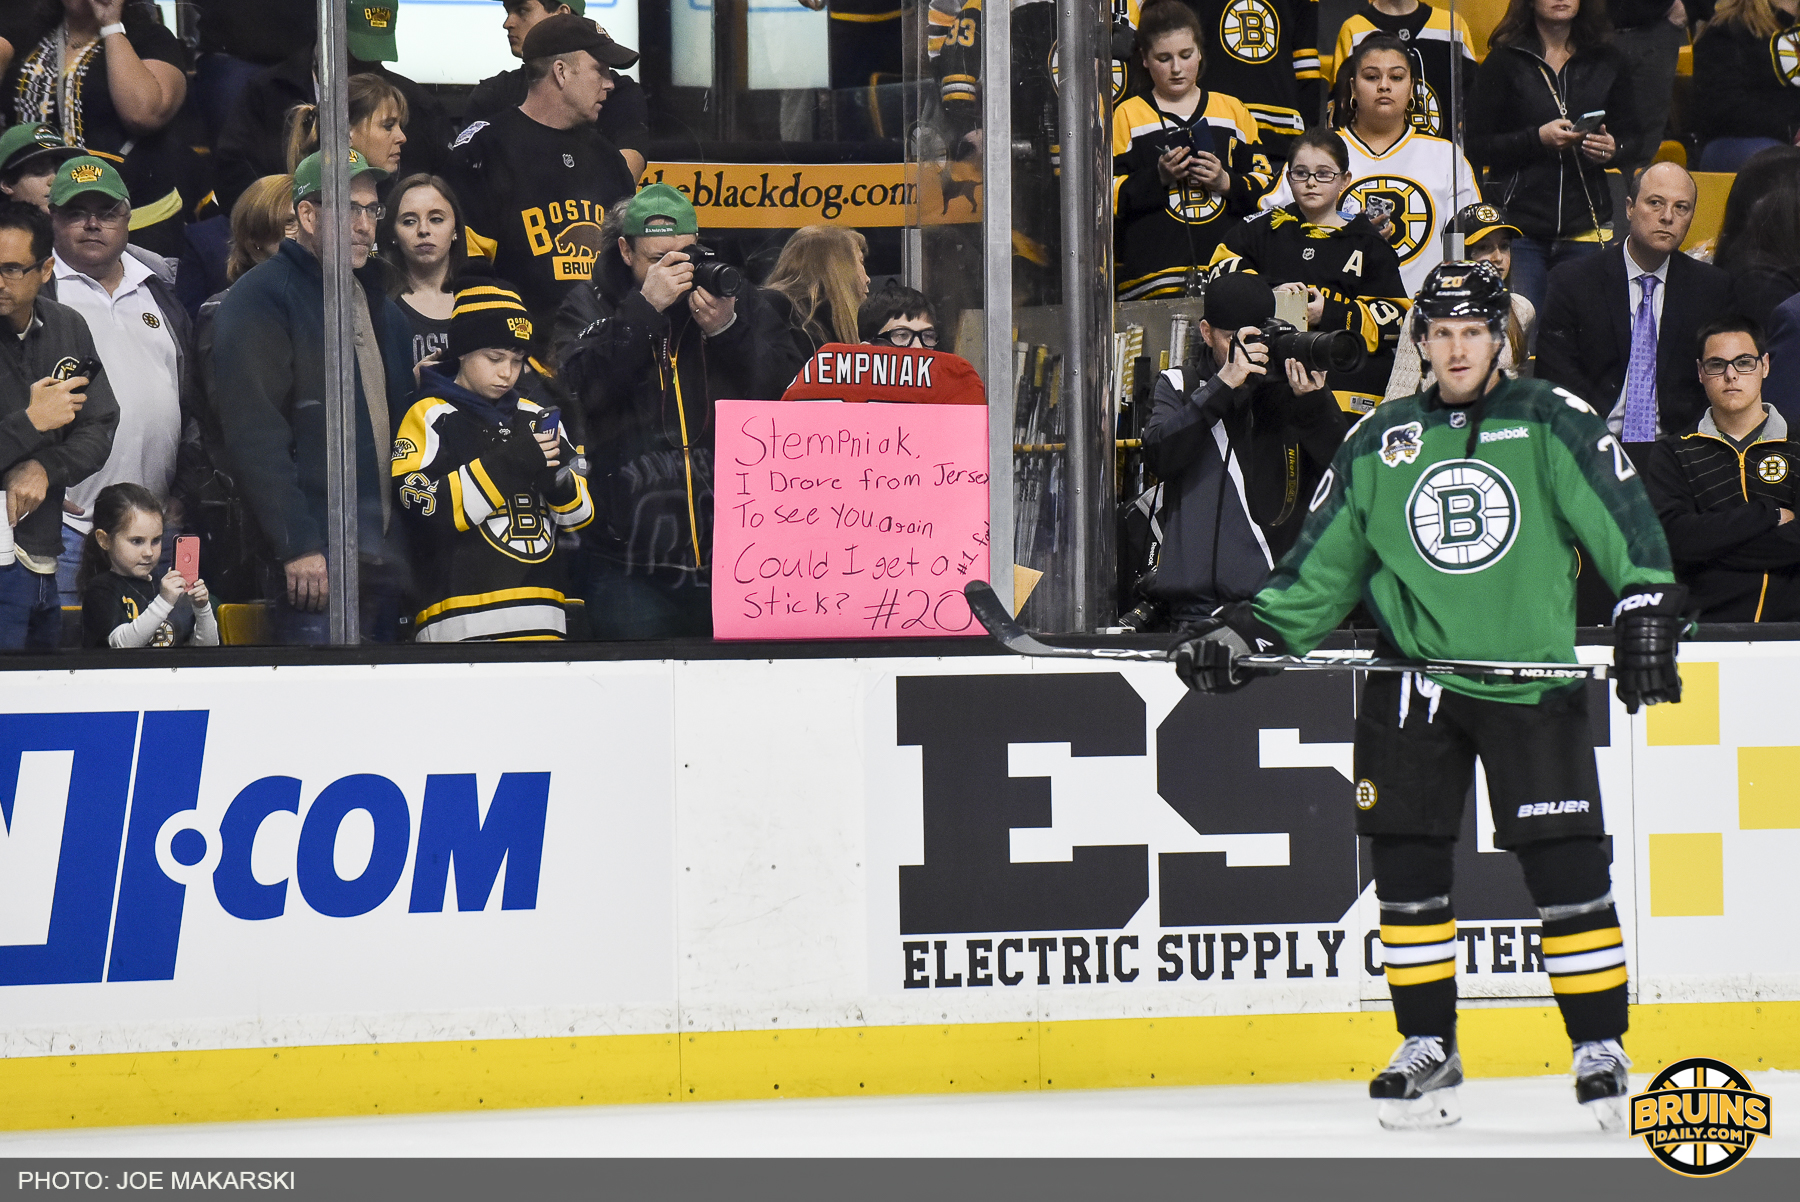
[1370, 1035, 1463, 1130]
[1573, 1039, 1631, 1132]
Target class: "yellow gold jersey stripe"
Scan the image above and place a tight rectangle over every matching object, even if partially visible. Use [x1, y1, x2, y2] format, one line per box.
[1385, 960, 1456, 986]
[1549, 965, 1629, 994]
[1541, 927, 1623, 956]
[1381, 920, 1457, 946]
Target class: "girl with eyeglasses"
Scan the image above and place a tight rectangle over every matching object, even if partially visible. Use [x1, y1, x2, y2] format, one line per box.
[1211, 127, 1410, 411]
[1112, 0, 1274, 300]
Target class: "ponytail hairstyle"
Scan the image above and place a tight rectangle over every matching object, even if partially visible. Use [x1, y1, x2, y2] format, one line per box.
[1331, 33, 1416, 131]
[80, 483, 165, 591]
[283, 74, 410, 173]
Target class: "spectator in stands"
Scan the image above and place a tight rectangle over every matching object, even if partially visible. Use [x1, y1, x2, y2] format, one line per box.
[1171, 0, 1323, 162]
[1301, 34, 1477, 295]
[1692, 0, 1800, 172]
[0, 124, 81, 213]
[1612, 0, 1692, 173]
[1112, 1, 1272, 301]
[859, 283, 938, 347]
[1330, 0, 1478, 141]
[190, 0, 315, 145]
[764, 226, 870, 364]
[444, 14, 639, 344]
[43, 156, 193, 606]
[1387, 202, 1538, 398]
[1717, 176, 1800, 327]
[1140, 271, 1344, 624]
[1211, 126, 1410, 413]
[1537, 163, 1733, 450]
[1643, 316, 1800, 621]
[0, 202, 118, 650]
[1711, 146, 1800, 268]
[556, 184, 793, 639]
[210, 150, 414, 644]
[213, 4, 450, 215]
[465, 1, 651, 180]
[380, 175, 469, 370]
[7, 0, 191, 257]
[79, 481, 218, 649]
[283, 75, 411, 178]
[1468, 0, 1639, 313]
[178, 174, 299, 320]
[393, 273, 593, 642]
[1753, 281, 1800, 426]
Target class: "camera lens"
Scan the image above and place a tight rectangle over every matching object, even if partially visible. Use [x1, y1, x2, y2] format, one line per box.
[691, 259, 744, 298]
[1282, 329, 1366, 374]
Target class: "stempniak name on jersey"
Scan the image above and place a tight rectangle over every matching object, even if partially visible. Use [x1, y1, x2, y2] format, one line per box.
[799, 347, 935, 390]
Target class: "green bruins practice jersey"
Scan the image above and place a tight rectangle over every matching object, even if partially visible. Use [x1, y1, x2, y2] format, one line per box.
[1331, 3, 1476, 139]
[1252, 376, 1677, 702]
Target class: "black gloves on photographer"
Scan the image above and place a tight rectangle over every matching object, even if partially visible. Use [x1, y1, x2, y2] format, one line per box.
[1612, 585, 1688, 714]
[1171, 602, 1285, 693]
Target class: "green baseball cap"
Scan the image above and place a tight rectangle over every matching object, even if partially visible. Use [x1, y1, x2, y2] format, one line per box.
[347, 2, 399, 63]
[49, 155, 130, 209]
[291, 148, 390, 204]
[0, 124, 80, 177]
[622, 183, 698, 236]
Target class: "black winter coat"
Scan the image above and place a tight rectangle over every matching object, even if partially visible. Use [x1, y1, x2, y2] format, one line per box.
[1467, 39, 1640, 242]
[1691, 17, 1800, 144]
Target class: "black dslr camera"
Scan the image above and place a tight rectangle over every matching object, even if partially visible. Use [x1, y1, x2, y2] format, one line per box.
[685, 244, 744, 298]
[1245, 318, 1366, 375]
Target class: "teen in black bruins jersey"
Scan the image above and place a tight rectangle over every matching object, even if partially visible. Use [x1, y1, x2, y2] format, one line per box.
[1210, 128, 1409, 410]
[1114, 2, 1273, 300]
[392, 275, 594, 643]
[1176, 0, 1323, 160]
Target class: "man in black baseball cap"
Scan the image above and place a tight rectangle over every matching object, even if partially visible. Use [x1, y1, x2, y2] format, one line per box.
[0, 124, 82, 212]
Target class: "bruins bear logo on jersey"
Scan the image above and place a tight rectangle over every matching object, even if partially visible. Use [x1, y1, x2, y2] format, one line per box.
[1347, 174, 1434, 265]
[1220, 0, 1281, 63]
[1776, 28, 1800, 85]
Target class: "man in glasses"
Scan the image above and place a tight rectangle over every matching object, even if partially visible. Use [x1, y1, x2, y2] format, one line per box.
[211, 149, 414, 643]
[44, 156, 195, 606]
[0, 201, 118, 649]
[1643, 316, 1800, 621]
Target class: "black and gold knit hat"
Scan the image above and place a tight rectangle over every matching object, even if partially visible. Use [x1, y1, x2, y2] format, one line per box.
[447, 269, 535, 361]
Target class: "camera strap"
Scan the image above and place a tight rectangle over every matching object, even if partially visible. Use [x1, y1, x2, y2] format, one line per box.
[1155, 99, 1210, 298]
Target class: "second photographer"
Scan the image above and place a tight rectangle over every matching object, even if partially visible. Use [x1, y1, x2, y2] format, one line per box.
[1141, 272, 1350, 624]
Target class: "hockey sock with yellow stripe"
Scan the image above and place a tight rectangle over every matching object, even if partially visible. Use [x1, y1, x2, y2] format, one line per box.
[1518, 837, 1628, 1044]
[1372, 836, 1459, 1039]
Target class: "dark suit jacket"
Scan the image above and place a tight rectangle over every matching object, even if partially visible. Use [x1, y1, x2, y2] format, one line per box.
[1536, 244, 1734, 441]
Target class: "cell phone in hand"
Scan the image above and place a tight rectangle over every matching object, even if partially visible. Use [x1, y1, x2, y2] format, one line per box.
[1572, 110, 1606, 135]
[174, 535, 199, 585]
[53, 356, 103, 384]
[537, 408, 561, 439]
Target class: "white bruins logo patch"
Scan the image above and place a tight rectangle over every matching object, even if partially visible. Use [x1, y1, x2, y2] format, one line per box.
[482, 491, 556, 564]
[1355, 779, 1378, 810]
[1380, 420, 1424, 466]
[1777, 28, 1800, 85]
[1347, 174, 1434, 264]
[1168, 182, 1225, 224]
[1048, 42, 1132, 104]
[1408, 80, 1444, 137]
[1220, 0, 1281, 63]
[1408, 459, 1520, 573]
[1759, 454, 1790, 483]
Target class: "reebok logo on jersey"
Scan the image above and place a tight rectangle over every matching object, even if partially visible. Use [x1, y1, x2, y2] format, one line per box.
[1517, 800, 1590, 818]
[1479, 426, 1529, 443]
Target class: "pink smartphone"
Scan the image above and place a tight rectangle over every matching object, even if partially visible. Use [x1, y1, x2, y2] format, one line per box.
[174, 535, 200, 584]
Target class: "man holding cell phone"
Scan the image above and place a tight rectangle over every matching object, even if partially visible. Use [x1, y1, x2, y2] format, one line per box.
[0, 201, 119, 649]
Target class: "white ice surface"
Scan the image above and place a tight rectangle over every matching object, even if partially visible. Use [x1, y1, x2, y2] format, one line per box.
[1, 1072, 1794, 1158]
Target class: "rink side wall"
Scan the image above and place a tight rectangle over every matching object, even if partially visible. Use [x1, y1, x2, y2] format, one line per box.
[1, 645, 1796, 1130]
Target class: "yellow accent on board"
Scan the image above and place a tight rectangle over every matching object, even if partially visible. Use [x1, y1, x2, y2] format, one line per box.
[1737, 746, 1800, 829]
[1649, 832, 1725, 916]
[2, 1002, 1796, 1132]
[1645, 660, 1719, 746]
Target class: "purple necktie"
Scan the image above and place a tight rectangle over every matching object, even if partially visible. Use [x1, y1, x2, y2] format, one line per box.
[1623, 274, 1659, 443]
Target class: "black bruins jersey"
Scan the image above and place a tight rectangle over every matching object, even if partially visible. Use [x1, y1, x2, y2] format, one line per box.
[1177, 0, 1322, 160]
[1332, 3, 1477, 139]
[81, 573, 199, 649]
[1209, 204, 1410, 411]
[392, 386, 595, 642]
[444, 107, 638, 335]
[1113, 91, 1273, 300]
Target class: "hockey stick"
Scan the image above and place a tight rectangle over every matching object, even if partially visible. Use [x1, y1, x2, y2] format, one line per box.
[962, 581, 1610, 681]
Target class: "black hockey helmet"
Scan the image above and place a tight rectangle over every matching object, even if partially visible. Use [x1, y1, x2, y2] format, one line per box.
[1410, 259, 1509, 343]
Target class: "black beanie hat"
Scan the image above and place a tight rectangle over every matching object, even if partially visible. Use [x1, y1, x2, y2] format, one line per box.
[447, 268, 535, 361]
[1203, 271, 1277, 331]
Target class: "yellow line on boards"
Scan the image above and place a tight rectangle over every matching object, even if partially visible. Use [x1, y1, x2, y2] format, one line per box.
[1, 1002, 1794, 1132]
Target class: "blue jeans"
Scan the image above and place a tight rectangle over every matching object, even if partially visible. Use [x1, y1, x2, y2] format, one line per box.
[0, 561, 63, 650]
[1509, 235, 1607, 326]
[573, 555, 712, 640]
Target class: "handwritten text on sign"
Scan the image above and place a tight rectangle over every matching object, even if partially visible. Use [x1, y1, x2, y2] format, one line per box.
[712, 401, 990, 640]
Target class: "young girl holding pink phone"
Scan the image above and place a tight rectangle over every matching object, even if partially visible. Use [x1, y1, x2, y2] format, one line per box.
[79, 484, 218, 649]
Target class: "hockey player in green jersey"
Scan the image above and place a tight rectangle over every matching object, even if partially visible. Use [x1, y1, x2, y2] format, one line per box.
[1173, 260, 1686, 1132]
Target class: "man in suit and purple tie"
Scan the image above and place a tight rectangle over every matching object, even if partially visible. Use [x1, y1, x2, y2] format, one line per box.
[1535, 162, 1734, 462]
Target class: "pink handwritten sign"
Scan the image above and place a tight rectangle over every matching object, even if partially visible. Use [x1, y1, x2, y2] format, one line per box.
[712, 400, 991, 640]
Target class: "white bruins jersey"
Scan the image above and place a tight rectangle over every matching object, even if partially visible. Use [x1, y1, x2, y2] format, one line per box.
[1260, 125, 1476, 294]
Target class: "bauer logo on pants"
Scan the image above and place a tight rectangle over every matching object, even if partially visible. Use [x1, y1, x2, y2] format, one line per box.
[1630, 1057, 1771, 1177]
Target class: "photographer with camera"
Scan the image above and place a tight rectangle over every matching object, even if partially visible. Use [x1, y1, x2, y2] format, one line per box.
[555, 184, 792, 640]
[1140, 272, 1348, 624]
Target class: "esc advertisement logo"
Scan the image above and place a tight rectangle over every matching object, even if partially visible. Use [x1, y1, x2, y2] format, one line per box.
[1630, 1057, 1772, 1177]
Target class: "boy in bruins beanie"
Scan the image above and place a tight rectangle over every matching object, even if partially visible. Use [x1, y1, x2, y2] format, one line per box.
[391, 272, 594, 641]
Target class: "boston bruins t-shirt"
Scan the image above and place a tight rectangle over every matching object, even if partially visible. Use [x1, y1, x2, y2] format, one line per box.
[444, 106, 638, 329]
[81, 573, 196, 649]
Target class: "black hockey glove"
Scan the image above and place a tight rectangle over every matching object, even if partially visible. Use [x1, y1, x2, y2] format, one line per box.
[1171, 602, 1284, 694]
[1612, 586, 1688, 714]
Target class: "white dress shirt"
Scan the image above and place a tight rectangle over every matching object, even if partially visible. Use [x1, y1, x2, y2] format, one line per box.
[1608, 246, 1671, 438]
